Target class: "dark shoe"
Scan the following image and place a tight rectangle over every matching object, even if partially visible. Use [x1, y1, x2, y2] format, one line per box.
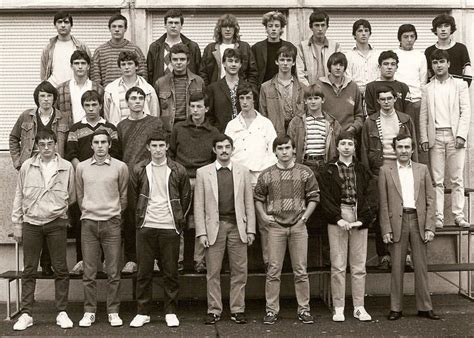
[178, 261, 184, 274]
[298, 311, 314, 324]
[194, 261, 206, 273]
[388, 311, 402, 320]
[377, 256, 391, 270]
[41, 265, 54, 276]
[204, 313, 220, 325]
[230, 312, 247, 324]
[263, 311, 278, 325]
[417, 310, 440, 320]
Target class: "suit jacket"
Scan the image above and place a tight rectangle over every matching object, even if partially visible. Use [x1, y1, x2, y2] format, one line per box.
[194, 161, 256, 246]
[419, 75, 471, 148]
[378, 161, 436, 243]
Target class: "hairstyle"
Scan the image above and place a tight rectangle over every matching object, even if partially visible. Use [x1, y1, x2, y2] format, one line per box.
[376, 85, 397, 99]
[164, 9, 184, 25]
[35, 129, 57, 144]
[397, 23, 418, 41]
[108, 14, 127, 29]
[430, 49, 450, 63]
[117, 51, 139, 68]
[91, 129, 112, 145]
[189, 92, 209, 107]
[125, 86, 146, 101]
[303, 83, 325, 99]
[214, 14, 240, 44]
[392, 133, 415, 150]
[276, 45, 297, 62]
[222, 48, 242, 63]
[169, 43, 190, 60]
[378, 50, 399, 66]
[431, 14, 456, 34]
[352, 19, 371, 36]
[336, 131, 357, 148]
[237, 83, 257, 100]
[213, 134, 234, 148]
[81, 90, 103, 106]
[70, 50, 91, 65]
[272, 135, 295, 152]
[34, 81, 58, 106]
[309, 10, 329, 27]
[53, 11, 73, 26]
[327, 52, 348, 71]
[146, 132, 169, 145]
[262, 11, 287, 29]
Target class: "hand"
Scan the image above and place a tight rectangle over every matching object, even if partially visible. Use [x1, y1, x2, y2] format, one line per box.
[383, 233, 393, 244]
[247, 233, 255, 246]
[424, 230, 435, 243]
[337, 219, 351, 231]
[420, 142, 429, 152]
[349, 221, 363, 228]
[455, 137, 465, 149]
[13, 226, 22, 244]
[199, 235, 210, 248]
[262, 214, 278, 226]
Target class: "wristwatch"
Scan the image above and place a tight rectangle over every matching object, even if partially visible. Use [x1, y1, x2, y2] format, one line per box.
[301, 216, 308, 223]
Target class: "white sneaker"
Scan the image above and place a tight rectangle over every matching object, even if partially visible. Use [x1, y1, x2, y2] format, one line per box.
[122, 261, 138, 274]
[56, 311, 73, 328]
[79, 312, 95, 327]
[130, 314, 150, 327]
[354, 306, 372, 321]
[165, 313, 180, 327]
[108, 313, 123, 327]
[71, 260, 84, 275]
[332, 307, 345, 322]
[13, 313, 33, 331]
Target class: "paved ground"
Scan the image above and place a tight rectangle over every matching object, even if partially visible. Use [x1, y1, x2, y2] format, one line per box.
[1, 295, 473, 336]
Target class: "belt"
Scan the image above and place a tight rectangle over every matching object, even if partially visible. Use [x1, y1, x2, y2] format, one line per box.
[403, 208, 416, 214]
[303, 154, 324, 161]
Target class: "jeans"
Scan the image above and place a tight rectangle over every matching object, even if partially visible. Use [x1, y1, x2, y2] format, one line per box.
[429, 128, 466, 222]
[21, 218, 69, 315]
[136, 227, 180, 315]
[81, 218, 122, 314]
[123, 208, 136, 263]
[265, 221, 309, 314]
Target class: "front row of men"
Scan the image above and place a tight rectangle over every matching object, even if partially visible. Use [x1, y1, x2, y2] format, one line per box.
[12, 126, 440, 330]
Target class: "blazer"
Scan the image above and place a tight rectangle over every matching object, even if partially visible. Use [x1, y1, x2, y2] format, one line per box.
[194, 161, 256, 246]
[419, 76, 471, 148]
[378, 161, 436, 243]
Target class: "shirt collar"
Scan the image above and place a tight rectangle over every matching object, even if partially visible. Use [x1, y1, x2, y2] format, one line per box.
[397, 160, 412, 169]
[119, 76, 140, 88]
[91, 155, 111, 165]
[150, 158, 167, 167]
[81, 117, 106, 125]
[40, 154, 58, 165]
[215, 160, 232, 171]
[336, 159, 354, 168]
[310, 36, 329, 47]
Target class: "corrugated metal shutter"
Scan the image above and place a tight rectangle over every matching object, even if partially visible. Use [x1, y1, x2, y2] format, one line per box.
[0, 12, 113, 150]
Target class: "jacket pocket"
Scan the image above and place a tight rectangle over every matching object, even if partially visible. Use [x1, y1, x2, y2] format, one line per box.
[158, 92, 171, 112]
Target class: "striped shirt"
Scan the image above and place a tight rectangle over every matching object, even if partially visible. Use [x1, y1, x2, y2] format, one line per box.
[304, 114, 327, 156]
[378, 110, 400, 160]
[345, 45, 380, 94]
[173, 74, 188, 122]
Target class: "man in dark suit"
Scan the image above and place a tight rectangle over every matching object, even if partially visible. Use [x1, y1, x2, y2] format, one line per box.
[378, 134, 440, 321]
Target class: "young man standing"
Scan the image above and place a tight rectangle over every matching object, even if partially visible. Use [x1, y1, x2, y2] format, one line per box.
[11, 130, 75, 331]
[76, 129, 129, 328]
[252, 11, 296, 88]
[147, 9, 201, 85]
[420, 49, 471, 228]
[194, 134, 256, 325]
[254, 135, 319, 325]
[259, 45, 304, 137]
[154, 43, 205, 132]
[91, 14, 147, 87]
[296, 10, 341, 87]
[41, 11, 91, 87]
[129, 133, 191, 328]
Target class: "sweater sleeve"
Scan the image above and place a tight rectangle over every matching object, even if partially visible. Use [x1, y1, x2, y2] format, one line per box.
[119, 163, 129, 211]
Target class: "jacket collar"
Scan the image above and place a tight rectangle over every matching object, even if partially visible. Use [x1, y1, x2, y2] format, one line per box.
[137, 157, 180, 172]
[157, 33, 192, 44]
[319, 75, 352, 90]
[182, 116, 214, 130]
[308, 36, 329, 47]
[30, 153, 69, 170]
[368, 110, 410, 123]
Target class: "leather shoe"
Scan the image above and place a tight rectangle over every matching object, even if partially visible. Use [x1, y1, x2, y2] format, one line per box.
[417, 310, 440, 320]
[387, 311, 402, 320]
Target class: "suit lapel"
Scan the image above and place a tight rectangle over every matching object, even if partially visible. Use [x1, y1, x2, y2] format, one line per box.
[220, 79, 232, 104]
[413, 162, 421, 202]
[389, 163, 403, 198]
[449, 78, 456, 118]
[429, 83, 436, 121]
[232, 164, 242, 200]
[208, 166, 219, 203]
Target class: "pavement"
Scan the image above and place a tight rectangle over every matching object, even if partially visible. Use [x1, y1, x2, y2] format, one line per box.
[1, 295, 473, 336]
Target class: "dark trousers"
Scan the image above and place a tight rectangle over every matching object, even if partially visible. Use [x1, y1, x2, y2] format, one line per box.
[136, 227, 180, 315]
[21, 218, 69, 314]
[70, 202, 83, 262]
[123, 208, 137, 263]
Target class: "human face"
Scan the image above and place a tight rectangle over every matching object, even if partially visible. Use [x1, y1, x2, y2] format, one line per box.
[239, 92, 254, 113]
[311, 20, 328, 41]
[400, 31, 416, 51]
[38, 91, 54, 111]
[213, 139, 233, 163]
[91, 134, 110, 158]
[189, 99, 208, 124]
[170, 52, 189, 75]
[127, 92, 145, 113]
[380, 58, 398, 80]
[119, 60, 138, 77]
[71, 59, 90, 78]
[305, 95, 323, 112]
[221, 26, 235, 43]
[337, 139, 355, 158]
[147, 140, 168, 163]
[394, 137, 413, 165]
[109, 19, 127, 41]
[432, 58, 450, 78]
[329, 62, 345, 78]
[275, 55, 295, 74]
[436, 23, 452, 40]
[266, 20, 283, 42]
[165, 17, 182, 38]
[83, 100, 101, 121]
[354, 25, 371, 44]
[377, 91, 396, 112]
[37, 138, 56, 160]
[55, 18, 72, 37]
[223, 56, 242, 76]
[274, 140, 294, 164]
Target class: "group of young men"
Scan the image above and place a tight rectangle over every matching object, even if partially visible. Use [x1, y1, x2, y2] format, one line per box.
[8, 7, 471, 331]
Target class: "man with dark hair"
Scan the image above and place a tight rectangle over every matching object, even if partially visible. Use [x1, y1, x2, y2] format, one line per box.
[155, 43, 205, 132]
[41, 11, 91, 87]
[129, 132, 191, 328]
[420, 49, 471, 228]
[104, 51, 158, 126]
[255, 135, 319, 325]
[365, 50, 410, 116]
[76, 129, 128, 328]
[259, 45, 304, 137]
[12, 129, 75, 331]
[296, 10, 341, 87]
[91, 14, 147, 87]
[425, 14, 471, 86]
[147, 9, 201, 85]
[252, 11, 296, 88]
[56, 50, 104, 124]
